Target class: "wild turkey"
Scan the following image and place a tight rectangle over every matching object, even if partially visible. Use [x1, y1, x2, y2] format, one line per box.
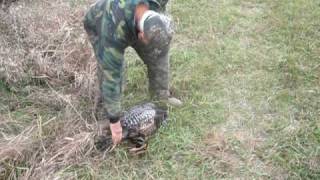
[94, 103, 168, 154]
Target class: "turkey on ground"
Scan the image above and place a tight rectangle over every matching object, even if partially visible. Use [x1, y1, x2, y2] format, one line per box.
[94, 103, 168, 154]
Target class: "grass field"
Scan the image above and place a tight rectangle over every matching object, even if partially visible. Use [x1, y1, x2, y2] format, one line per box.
[0, 0, 319, 179]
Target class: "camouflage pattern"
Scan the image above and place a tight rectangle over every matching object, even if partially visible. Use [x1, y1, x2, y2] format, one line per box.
[143, 14, 173, 54]
[83, 0, 170, 122]
[132, 34, 170, 111]
[149, 0, 169, 12]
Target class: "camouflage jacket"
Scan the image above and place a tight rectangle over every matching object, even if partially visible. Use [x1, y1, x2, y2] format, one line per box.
[83, 0, 168, 122]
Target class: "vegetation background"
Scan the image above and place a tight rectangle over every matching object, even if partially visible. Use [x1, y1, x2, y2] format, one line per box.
[0, 0, 319, 179]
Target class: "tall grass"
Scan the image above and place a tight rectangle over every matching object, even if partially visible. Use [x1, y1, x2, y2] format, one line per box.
[0, 0, 319, 179]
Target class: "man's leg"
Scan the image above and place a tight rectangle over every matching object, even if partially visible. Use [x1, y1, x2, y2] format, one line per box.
[133, 41, 171, 110]
[147, 51, 170, 110]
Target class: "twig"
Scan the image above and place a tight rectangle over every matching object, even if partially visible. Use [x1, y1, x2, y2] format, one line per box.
[45, 81, 87, 125]
[36, 115, 47, 154]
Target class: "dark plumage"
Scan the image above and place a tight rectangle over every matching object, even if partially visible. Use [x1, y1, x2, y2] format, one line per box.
[94, 103, 167, 154]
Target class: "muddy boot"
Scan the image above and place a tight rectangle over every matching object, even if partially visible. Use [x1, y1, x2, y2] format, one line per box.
[168, 96, 183, 107]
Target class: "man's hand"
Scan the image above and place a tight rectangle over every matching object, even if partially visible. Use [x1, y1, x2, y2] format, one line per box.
[110, 121, 122, 145]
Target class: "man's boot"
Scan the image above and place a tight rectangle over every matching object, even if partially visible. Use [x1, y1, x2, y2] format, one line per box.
[168, 96, 183, 107]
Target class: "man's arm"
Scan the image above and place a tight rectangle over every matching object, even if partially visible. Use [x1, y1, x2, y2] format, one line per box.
[84, 8, 124, 122]
[84, 0, 126, 144]
[98, 45, 124, 123]
[98, 43, 125, 144]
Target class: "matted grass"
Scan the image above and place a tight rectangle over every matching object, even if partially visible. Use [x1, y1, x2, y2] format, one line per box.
[0, 0, 319, 179]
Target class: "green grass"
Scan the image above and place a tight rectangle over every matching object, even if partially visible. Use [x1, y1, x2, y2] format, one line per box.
[1, 0, 319, 179]
[106, 0, 319, 179]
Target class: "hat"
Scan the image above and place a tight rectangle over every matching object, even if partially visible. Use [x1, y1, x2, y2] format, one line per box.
[139, 10, 173, 48]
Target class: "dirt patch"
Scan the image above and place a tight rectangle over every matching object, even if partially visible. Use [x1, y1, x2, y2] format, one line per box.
[308, 156, 320, 172]
[195, 128, 288, 178]
[195, 131, 244, 177]
[232, 130, 264, 152]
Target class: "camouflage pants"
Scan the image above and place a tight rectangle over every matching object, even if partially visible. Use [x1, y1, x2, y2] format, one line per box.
[132, 39, 170, 110]
[85, 33, 171, 115]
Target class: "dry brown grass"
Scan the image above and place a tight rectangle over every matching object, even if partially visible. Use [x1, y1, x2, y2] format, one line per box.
[0, 0, 105, 178]
[0, 100, 100, 179]
[26, 132, 96, 179]
[0, 126, 36, 162]
[1, 0, 319, 179]
[0, 0, 96, 94]
[0, 107, 101, 179]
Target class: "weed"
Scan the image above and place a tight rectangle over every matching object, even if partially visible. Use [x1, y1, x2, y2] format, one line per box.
[0, 0, 319, 179]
